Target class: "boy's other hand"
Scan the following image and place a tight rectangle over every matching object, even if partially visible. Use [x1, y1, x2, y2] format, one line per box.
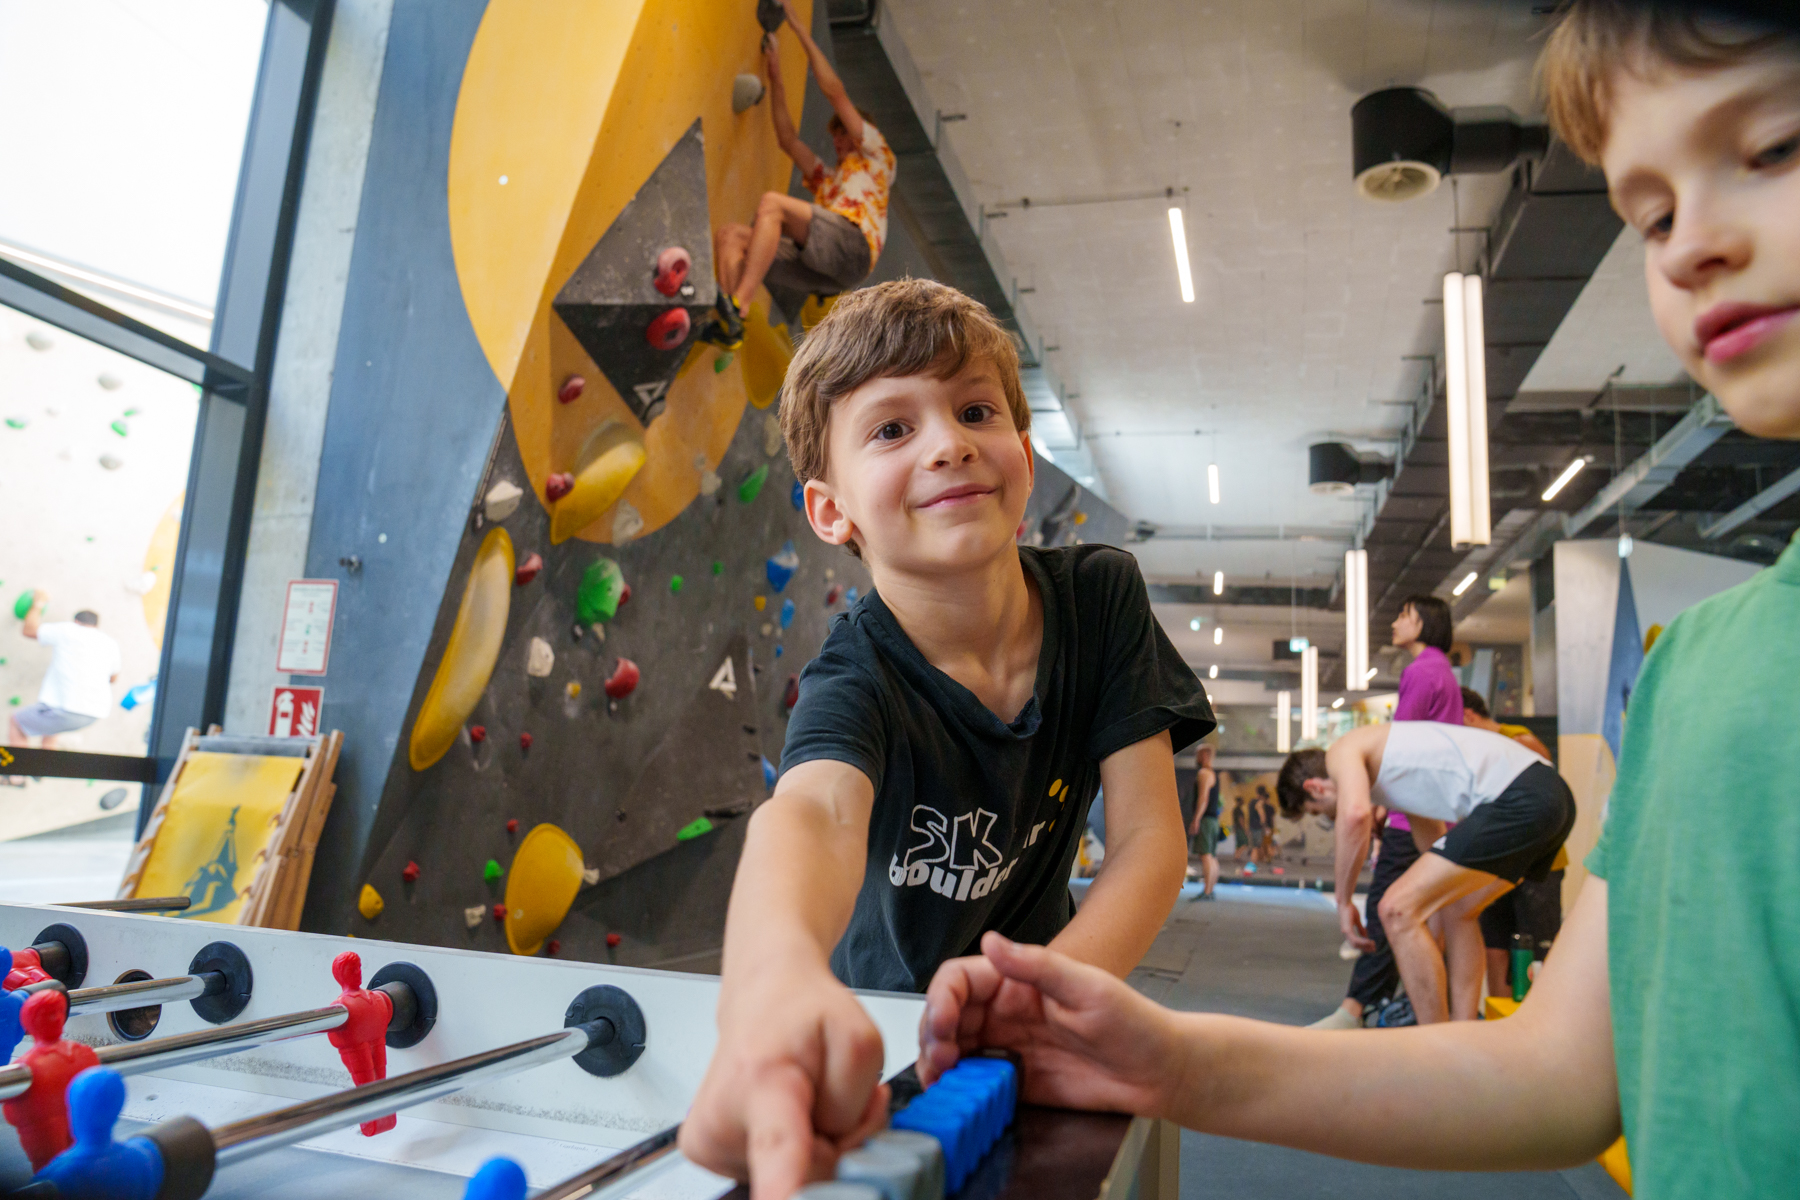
[1338, 903, 1375, 953]
[916, 932, 1180, 1118]
[763, 35, 780, 77]
[679, 961, 890, 1199]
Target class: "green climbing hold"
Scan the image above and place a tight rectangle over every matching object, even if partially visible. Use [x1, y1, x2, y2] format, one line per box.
[4, 418, 25, 430]
[483, 859, 504, 883]
[123, 407, 140, 417]
[712, 561, 723, 576]
[738, 463, 769, 504]
[13, 591, 34, 619]
[8, 697, 19, 707]
[714, 352, 733, 373]
[576, 558, 627, 624]
[670, 575, 684, 594]
[110, 420, 128, 437]
[676, 816, 716, 842]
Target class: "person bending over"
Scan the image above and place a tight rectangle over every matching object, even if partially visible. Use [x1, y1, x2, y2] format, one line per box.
[920, 7, 1800, 1195]
[5, 594, 120, 760]
[701, 0, 895, 349]
[1282, 721, 1573, 1023]
[1461, 688, 1564, 995]
[1311, 593, 1463, 1029]
[679, 279, 1212, 1199]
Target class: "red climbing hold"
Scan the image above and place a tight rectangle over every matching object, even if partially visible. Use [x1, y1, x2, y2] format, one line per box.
[646, 307, 690, 351]
[604, 658, 641, 699]
[546, 472, 575, 502]
[492, 903, 507, 920]
[506, 819, 519, 835]
[547, 939, 561, 956]
[606, 932, 622, 948]
[558, 375, 586, 404]
[519, 732, 533, 752]
[327, 952, 396, 1136]
[469, 725, 487, 744]
[653, 246, 692, 296]
[825, 584, 844, 606]
[5, 990, 98, 1170]
[402, 861, 420, 884]
[783, 675, 799, 710]
[514, 553, 543, 586]
[618, 583, 632, 607]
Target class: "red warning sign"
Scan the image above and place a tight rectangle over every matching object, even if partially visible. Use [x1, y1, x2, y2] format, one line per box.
[269, 685, 324, 739]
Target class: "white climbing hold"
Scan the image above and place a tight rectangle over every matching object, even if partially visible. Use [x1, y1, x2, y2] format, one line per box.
[709, 656, 738, 698]
[696, 453, 722, 497]
[464, 905, 486, 929]
[763, 414, 782, 457]
[824, 568, 835, 581]
[732, 72, 766, 113]
[25, 331, 52, 351]
[581, 866, 600, 887]
[484, 479, 523, 522]
[123, 571, 156, 596]
[99, 454, 123, 471]
[97, 373, 123, 391]
[612, 500, 644, 542]
[526, 636, 555, 677]
[761, 622, 773, 637]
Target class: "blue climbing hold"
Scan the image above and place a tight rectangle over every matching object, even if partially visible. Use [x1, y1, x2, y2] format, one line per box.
[845, 587, 860, 605]
[33, 1068, 164, 1200]
[119, 681, 155, 712]
[774, 645, 784, 658]
[765, 540, 799, 593]
[761, 755, 777, 790]
[779, 598, 795, 630]
[463, 1157, 528, 1200]
[791, 480, 804, 511]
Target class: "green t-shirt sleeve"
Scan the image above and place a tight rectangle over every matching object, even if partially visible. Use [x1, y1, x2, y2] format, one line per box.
[1585, 819, 1609, 879]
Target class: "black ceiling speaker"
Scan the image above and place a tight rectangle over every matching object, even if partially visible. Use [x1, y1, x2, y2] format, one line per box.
[1351, 87, 1549, 202]
[1310, 442, 1392, 494]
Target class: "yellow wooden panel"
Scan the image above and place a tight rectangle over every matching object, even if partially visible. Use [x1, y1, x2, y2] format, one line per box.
[135, 752, 304, 924]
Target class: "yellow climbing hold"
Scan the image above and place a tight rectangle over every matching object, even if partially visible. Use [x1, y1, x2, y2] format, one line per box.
[504, 823, 586, 956]
[742, 298, 793, 411]
[409, 526, 514, 770]
[799, 292, 839, 331]
[566, 680, 581, 699]
[358, 884, 384, 921]
[1049, 778, 1063, 796]
[754, 595, 766, 612]
[550, 423, 647, 544]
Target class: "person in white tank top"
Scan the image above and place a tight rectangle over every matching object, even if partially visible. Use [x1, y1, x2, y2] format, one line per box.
[1272, 722, 1573, 1024]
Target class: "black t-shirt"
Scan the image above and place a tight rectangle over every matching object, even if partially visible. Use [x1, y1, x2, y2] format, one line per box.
[781, 545, 1215, 992]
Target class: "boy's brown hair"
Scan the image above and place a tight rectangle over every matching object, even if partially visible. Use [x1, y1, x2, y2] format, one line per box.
[779, 278, 1031, 489]
[1541, 0, 1793, 164]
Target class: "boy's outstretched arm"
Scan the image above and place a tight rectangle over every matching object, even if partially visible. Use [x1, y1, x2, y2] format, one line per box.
[922, 881, 1621, 1172]
[680, 760, 891, 1199]
[762, 37, 820, 179]
[780, 0, 864, 142]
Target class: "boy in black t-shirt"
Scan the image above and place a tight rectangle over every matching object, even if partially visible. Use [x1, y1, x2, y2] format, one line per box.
[681, 279, 1213, 1195]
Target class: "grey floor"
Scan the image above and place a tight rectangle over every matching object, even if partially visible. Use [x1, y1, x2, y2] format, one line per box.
[1129, 890, 1627, 1200]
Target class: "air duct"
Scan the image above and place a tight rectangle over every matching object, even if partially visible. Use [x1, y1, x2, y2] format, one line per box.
[1309, 442, 1392, 494]
[1351, 88, 1549, 203]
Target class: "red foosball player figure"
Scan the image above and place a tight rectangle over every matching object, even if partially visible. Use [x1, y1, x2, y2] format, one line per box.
[2, 989, 99, 1169]
[326, 951, 395, 1136]
[3, 945, 52, 991]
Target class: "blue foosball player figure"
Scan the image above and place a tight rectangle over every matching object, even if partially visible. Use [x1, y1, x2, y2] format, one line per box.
[33, 1068, 163, 1200]
[464, 1156, 528, 1200]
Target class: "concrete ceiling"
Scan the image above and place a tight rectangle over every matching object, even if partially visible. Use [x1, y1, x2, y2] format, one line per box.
[886, 0, 1572, 584]
[1519, 229, 1690, 393]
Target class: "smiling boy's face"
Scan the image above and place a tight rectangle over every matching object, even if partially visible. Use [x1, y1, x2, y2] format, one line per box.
[1603, 52, 1800, 438]
[803, 358, 1034, 577]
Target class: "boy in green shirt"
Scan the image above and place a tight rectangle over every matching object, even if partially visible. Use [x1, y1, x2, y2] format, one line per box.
[916, 4, 1799, 1197]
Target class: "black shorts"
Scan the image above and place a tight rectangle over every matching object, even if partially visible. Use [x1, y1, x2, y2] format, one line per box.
[1479, 870, 1566, 949]
[1429, 762, 1575, 885]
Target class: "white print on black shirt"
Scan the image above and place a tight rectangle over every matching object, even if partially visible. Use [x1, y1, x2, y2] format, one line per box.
[887, 803, 1054, 903]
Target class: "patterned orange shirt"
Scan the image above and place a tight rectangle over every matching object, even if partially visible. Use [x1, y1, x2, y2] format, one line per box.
[803, 119, 896, 265]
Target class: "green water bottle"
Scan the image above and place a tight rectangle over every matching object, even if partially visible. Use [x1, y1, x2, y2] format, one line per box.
[1510, 933, 1535, 1002]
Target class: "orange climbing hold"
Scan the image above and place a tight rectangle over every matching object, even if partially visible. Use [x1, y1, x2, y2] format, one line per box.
[557, 375, 585, 404]
[604, 658, 640, 699]
[514, 553, 543, 585]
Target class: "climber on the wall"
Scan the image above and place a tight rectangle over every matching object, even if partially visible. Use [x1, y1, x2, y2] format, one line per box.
[699, 0, 895, 349]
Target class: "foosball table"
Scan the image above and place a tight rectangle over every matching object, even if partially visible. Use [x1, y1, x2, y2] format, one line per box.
[1, 903, 1178, 1199]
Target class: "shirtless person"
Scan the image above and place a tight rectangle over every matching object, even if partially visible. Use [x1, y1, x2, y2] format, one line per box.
[1277, 721, 1574, 1023]
[700, 0, 895, 348]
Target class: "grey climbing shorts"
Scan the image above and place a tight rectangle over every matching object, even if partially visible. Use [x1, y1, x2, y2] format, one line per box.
[12, 702, 98, 738]
[766, 204, 872, 296]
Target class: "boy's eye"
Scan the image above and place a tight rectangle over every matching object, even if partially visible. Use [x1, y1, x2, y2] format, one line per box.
[960, 404, 992, 423]
[875, 421, 906, 441]
[1641, 210, 1674, 240]
[1750, 134, 1798, 171]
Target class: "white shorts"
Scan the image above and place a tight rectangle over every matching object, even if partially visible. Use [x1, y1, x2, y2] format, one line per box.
[12, 702, 98, 738]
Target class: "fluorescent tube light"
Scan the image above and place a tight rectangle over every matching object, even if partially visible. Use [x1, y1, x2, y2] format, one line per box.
[1332, 697, 1345, 709]
[1169, 207, 1195, 303]
[1541, 457, 1586, 501]
[1443, 272, 1491, 548]
[1213, 626, 1223, 645]
[1301, 645, 1319, 739]
[1212, 570, 1224, 596]
[1452, 571, 1479, 596]
[1207, 462, 1221, 505]
[1190, 617, 1202, 632]
[1365, 666, 1378, 683]
[1344, 549, 1368, 691]
[1277, 690, 1292, 754]
[1209, 664, 1219, 679]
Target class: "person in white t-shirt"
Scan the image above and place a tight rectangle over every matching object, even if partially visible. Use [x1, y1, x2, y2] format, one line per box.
[1276, 722, 1575, 1024]
[7, 592, 121, 754]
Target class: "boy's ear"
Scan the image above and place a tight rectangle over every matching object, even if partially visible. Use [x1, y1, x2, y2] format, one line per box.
[803, 477, 859, 553]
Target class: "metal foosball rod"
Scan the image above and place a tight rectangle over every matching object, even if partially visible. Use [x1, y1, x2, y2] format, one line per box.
[56, 897, 193, 913]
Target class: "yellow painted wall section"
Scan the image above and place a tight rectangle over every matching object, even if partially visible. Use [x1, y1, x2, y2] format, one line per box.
[449, 0, 648, 389]
[1557, 733, 1616, 913]
[450, 0, 813, 543]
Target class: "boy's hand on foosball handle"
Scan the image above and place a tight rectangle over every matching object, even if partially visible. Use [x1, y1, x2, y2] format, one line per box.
[916, 932, 1181, 1119]
[680, 958, 891, 1200]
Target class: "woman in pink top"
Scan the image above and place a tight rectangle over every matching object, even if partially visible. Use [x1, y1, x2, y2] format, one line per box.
[1311, 594, 1462, 1029]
